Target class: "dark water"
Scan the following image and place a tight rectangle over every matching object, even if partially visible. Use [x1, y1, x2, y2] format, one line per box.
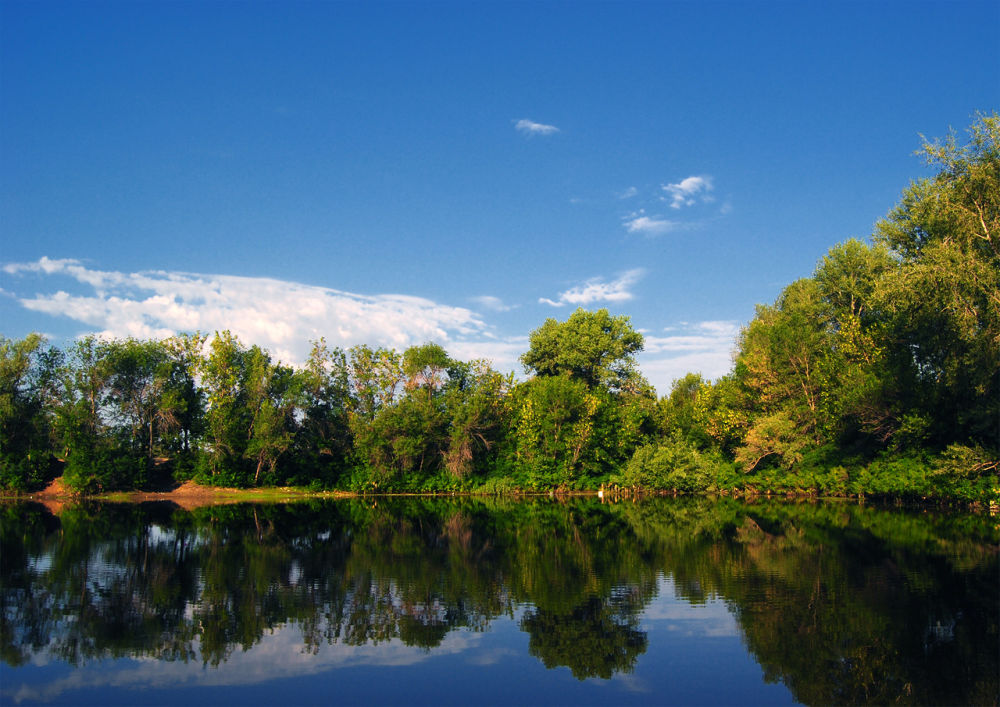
[0, 497, 996, 705]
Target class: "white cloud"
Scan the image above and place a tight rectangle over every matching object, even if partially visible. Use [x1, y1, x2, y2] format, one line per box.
[446, 336, 528, 375]
[471, 295, 516, 312]
[624, 215, 676, 237]
[662, 175, 714, 209]
[618, 186, 638, 200]
[539, 269, 644, 308]
[692, 320, 740, 337]
[638, 320, 740, 393]
[6, 623, 484, 702]
[3, 258, 509, 368]
[514, 118, 559, 136]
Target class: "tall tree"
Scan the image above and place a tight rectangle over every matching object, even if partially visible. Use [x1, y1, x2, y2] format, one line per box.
[289, 339, 352, 487]
[733, 279, 830, 470]
[874, 113, 1000, 447]
[521, 308, 645, 392]
[56, 336, 145, 492]
[0, 334, 54, 489]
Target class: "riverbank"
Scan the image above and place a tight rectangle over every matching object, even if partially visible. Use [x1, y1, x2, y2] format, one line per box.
[5, 475, 995, 515]
[6, 476, 353, 511]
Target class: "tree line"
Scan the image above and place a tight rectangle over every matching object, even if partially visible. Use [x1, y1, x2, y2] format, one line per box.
[1, 115, 997, 502]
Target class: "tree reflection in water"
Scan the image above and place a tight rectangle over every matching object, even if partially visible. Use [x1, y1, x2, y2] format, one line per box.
[0, 497, 996, 704]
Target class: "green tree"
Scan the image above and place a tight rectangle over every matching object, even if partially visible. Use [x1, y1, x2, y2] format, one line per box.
[244, 348, 300, 486]
[658, 373, 713, 447]
[348, 343, 501, 489]
[503, 375, 603, 488]
[521, 308, 645, 392]
[874, 113, 1000, 448]
[0, 334, 55, 489]
[441, 359, 512, 480]
[102, 338, 188, 473]
[733, 279, 830, 470]
[56, 336, 145, 492]
[160, 333, 206, 462]
[812, 239, 898, 447]
[198, 332, 301, 487]
[347, 345, 403, 422]
[198, 331, 250, 484]
[289, 339, 352, 487]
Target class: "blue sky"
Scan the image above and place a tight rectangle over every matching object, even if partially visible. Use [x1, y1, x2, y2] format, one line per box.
[2, 0, 997, 393]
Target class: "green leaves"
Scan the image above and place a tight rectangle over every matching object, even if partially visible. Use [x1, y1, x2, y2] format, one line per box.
[521, 308, 646, 392]
[873, 113, 1000, 445]
[0, 334, 53, 490]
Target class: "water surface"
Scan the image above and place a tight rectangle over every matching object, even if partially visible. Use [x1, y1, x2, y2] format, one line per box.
[1, 497, 996, 705]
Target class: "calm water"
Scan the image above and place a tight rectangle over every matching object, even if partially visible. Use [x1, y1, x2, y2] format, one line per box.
[1, 497, 996, 705]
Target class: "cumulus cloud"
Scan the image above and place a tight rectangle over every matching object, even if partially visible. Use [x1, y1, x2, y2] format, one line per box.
[638, 320, 739, 392]
[623, 215, 676, 237]
[3, 258, 513, 368]
[539, 269, 644, 308]
[662, 175, 714, 209]
[514, 118, 559, 136]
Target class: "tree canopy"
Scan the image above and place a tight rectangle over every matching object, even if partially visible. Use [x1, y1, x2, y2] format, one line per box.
[520, 308, 646, 392]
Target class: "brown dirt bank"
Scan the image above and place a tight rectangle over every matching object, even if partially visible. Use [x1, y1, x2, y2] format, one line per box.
[8, 477, 354, 511]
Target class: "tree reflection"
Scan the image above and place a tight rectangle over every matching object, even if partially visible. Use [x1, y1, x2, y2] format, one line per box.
[0, 497, 996, 703]
[522, 591, 648, 679]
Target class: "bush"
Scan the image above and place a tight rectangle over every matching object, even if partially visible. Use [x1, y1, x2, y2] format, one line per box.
[63, 444, 146, 493]
[476, 476, 523, 496]
[613, 436, 723, 493]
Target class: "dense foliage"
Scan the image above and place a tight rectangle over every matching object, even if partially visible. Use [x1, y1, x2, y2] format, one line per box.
[1, 116, 997, 502]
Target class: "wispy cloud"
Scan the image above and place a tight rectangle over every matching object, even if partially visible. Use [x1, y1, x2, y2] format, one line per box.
[471, 295, 516, 312]
[3, 257, 505, 368]
[638, 320, 739, 391]
[514, 118, 559, 136]
[618, 186, 638, 200]
[662, 175, 714, 209]
[623, 214, 677, 237]
[539, 269, 644, 308]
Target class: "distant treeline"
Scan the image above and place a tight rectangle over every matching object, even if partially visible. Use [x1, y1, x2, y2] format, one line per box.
[2, 115, 997, 503]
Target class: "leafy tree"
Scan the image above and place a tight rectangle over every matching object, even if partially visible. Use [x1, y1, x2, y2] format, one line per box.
[658, 373, 713, 447]
[874, 112, 1000, 447]
[733, 280, 830, 470]
[347, 343, 511, 489]
[402, 343, 451, 398]
[441, 359, 512, 480]
[347, 345, 437, 488]
[506, 309, 655, 488]
[347, 345, 403, 422]
[244, 348, 300, 485]
[160, 333, 206, 466]
[56, 336, 145, 492]
[503, 375, 603, 488]
[197, 332, 301, 487]
[0, 334, 55, 489]
[101, 338, 197, 474]
[198, 331, 250, 484]
[614, 436, 725, 493]
[289, 339, 352, 487]
[521, 308, 645, 392]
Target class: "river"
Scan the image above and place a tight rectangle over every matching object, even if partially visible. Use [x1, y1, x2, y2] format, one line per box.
[1, 497, 996, 705]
